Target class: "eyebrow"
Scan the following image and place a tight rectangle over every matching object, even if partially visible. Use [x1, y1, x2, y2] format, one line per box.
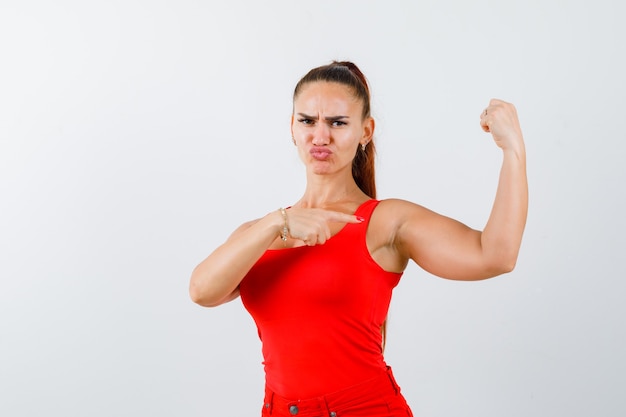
[297, 113, 350, 121]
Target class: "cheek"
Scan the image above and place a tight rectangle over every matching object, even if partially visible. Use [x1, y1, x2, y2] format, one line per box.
[293, 133, 307, 147]
[291, 128, 302, 144]
[293, 126, 312, 140]
[294, 139, 309, 159]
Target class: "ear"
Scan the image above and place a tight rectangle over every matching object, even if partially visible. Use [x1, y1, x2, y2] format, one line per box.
[290, 114, 295, 142]
[361, 116, 375, 144]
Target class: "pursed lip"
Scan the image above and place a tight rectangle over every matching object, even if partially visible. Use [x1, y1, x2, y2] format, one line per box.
[309, 146, 332, 160]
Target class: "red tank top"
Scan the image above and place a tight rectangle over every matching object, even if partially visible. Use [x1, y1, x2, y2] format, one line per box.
[239, 200, 403, 399]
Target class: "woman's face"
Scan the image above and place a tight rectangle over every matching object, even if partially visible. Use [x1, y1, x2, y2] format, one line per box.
[291, 81, 374, 177]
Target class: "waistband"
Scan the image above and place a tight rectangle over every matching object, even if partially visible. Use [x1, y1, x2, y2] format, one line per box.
[263, 366, 403, 416]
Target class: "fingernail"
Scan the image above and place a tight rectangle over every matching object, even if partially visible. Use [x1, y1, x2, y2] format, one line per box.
[356, 216, 365, 222]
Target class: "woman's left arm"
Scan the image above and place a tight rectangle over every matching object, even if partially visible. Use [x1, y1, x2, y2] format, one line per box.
[394, 99, 527, 280]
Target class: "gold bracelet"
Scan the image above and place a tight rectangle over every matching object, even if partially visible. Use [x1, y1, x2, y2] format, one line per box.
[279, 208, 289, 243]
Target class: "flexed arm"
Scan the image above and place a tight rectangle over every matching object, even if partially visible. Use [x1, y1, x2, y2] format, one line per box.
[393, 99, 528, 280]
[479, 99, 528, 273]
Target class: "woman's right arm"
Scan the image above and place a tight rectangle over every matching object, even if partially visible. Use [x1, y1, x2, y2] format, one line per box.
[189, 211, 283, 307]
[190, 208, 363, 307]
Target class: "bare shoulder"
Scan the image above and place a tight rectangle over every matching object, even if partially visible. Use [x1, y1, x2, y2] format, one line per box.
[376, 198, 428, 211]
[374, 198, 436, 225]
[365, 199, 438, 272]
[373, 198, 445, 241]
[376, 198, 468, 236]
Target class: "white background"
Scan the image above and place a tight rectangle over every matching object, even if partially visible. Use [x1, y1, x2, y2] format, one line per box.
[1, 1, 624, 416]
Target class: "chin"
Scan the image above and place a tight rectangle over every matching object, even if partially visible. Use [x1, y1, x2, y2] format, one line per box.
[310, 168, 331, 176]
[307, 162, 333, 175]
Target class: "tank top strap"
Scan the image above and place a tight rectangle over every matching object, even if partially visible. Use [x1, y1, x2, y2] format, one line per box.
[330, 199, 379, 247]
[354, 199, 380, 221]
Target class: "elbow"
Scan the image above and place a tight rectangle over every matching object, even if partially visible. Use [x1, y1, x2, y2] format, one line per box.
[189, 284, 223, 308]
[189, 270, 222, 308]
[503, 257, 518, 273]
[500, 249, 520, 274]
[189, 283, 210, 307]
[480, 237, 521, 278]
[485, 254, 518, 277]
[496, 260, 516, 275]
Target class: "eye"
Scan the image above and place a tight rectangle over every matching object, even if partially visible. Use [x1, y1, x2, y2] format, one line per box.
[331, 120, 347, 127]
[297, 118, 314, 125]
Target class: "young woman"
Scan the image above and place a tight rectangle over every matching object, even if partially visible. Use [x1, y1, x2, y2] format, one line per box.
[190, 61, 528, 416]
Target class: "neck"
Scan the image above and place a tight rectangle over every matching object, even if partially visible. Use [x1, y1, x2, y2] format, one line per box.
[296, 172, 366, 209]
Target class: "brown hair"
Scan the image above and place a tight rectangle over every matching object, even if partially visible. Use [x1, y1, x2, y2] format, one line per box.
[293, 61, 377, 199]
[293, 61, 387, 349]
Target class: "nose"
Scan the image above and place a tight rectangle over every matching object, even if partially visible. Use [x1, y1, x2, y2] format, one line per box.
[311, 122, 330, 145]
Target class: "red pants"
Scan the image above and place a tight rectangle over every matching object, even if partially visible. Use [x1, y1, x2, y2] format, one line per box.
[261, 367, 414, 417]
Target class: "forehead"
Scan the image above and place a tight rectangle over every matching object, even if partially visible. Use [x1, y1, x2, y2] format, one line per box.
[294, 81, 361, 113]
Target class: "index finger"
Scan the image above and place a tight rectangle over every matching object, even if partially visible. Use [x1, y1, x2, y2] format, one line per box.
[323, 210, 365, 224]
